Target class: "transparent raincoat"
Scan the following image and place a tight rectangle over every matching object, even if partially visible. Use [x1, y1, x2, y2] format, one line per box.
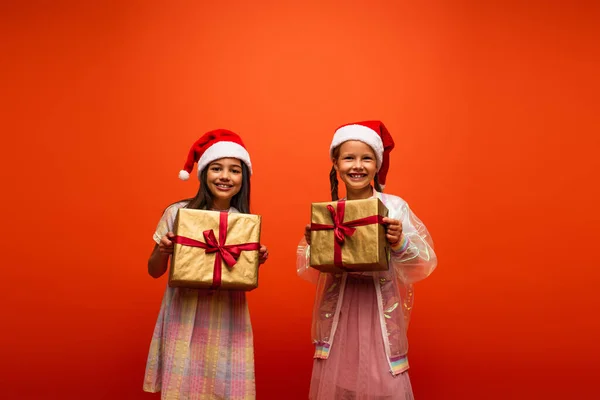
[297, 191, 437, 375]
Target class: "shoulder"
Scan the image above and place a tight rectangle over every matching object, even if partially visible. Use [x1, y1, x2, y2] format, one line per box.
[161, 200, 190, 220]
[153, 200, 190, 243]
[377, 192, 412, 220]
[166, 200, 189, 212]
[378, 192, 408, 209]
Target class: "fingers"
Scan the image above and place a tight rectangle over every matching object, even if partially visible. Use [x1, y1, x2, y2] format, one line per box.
[259, 245, 269, 264]
[159, 234, 175, 254]
[383, 217, 400, 226]
[161, 235, 173, 246]
[386, 226, 403, 235]
[382, 218, 402, 240]
[386, 233, 401, 245]
[305, 224, 311, 245]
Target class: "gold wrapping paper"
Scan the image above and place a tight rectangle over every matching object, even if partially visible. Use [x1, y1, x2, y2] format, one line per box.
[310, 198, 389, 273]
[169, 209, 261, 291]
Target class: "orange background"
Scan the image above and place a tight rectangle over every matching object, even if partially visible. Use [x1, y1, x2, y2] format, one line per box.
[1, 1, 599, 399]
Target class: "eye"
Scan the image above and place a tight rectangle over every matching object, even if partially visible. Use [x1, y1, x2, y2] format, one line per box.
[211, 167, 221, 172]
[231, 169, 241, 174]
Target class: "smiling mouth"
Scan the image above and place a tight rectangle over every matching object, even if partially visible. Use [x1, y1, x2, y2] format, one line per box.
[348, 173, 367, 179]
[215, 183, 233, 190]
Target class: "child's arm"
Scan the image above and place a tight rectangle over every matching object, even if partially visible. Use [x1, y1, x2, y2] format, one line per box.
[390, 203, 437, 284]
[148, 246, 168, 278]
[147, 232, 175, 278]
[147, 202, 183, 278]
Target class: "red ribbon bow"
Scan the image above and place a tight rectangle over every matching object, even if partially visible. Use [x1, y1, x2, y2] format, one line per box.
[310, 200, 385, 268]
[173, 212, 260, 289]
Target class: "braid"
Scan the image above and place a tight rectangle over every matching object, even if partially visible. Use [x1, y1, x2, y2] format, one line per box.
[374, 173, 383, 193]
[329, 166, 339, 201]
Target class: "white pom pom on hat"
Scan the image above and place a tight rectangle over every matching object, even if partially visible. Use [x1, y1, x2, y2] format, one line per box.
[178, 170, 190, 181]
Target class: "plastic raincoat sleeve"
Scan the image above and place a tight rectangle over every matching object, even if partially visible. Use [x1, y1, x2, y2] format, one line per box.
[296, 238, 321, 284]
[390, 203, 437, 284]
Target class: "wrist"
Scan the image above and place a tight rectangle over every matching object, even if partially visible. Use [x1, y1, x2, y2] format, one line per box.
[391, 234, 409, 253]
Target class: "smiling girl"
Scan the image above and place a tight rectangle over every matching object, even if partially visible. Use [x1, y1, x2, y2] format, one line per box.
[143, 129, 268, 400]
[297, 121, 437, 399]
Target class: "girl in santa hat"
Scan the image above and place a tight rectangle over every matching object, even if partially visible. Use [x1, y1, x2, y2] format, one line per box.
[297, 121, 437, 399]
[143, 129, 268, 400]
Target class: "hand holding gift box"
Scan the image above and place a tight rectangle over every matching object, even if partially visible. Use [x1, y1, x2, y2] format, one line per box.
[309, 198, 390, 273]
[169, 209, 261, 291]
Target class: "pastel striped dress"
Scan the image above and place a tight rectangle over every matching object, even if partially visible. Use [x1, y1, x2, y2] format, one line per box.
[143, 202, 256, 400]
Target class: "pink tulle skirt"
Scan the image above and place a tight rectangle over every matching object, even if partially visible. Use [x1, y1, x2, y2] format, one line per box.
[309, 275, 414, 400]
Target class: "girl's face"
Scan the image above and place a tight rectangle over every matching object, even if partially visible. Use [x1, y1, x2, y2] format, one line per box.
[206, 158, 243, 202]
[333, 140, 378, 193]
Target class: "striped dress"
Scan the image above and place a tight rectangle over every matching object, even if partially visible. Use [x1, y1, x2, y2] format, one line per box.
[143, 202, 256, 400]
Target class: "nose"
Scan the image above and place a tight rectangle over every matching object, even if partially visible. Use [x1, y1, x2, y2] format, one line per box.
[351, 160, 364, 170]
[218, 170, 231, 181]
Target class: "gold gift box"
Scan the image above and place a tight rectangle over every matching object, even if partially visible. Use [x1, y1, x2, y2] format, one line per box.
[169, 209, 261, 291]
[310, 198, 389, 273]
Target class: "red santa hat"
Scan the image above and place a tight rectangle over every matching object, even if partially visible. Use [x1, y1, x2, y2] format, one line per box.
[178, 129, 252, 180]
[330, 120, 395, 188]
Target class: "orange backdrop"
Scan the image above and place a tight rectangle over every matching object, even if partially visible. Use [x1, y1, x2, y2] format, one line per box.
[1, 1, 599, 399]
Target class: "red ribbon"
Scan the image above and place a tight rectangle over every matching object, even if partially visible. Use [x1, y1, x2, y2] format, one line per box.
[173, 211, 260, 289]
[311, 200, 385, 268]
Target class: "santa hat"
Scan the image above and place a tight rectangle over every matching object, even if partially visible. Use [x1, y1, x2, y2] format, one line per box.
[178, 129, 252, 180]
[330, 120, 395, 188]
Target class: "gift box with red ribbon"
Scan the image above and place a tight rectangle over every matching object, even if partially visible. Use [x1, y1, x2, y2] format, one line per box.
[169, 209, 261, 290]
[310, 198, 389, 273]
